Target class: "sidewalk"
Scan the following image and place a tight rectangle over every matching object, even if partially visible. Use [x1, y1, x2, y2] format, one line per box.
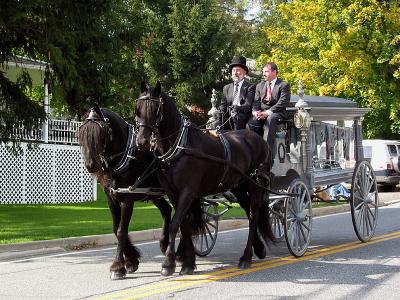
[1, 193, 399, 261]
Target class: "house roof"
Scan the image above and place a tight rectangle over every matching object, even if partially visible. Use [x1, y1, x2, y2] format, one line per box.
[1, 56, 48, 86]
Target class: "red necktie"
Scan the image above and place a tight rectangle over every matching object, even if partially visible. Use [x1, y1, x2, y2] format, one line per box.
[263, 82, 272, 103]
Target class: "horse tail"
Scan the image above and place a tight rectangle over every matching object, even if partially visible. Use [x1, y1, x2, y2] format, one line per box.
[257, 196, 275, 245]
[188, 199, 206, 236]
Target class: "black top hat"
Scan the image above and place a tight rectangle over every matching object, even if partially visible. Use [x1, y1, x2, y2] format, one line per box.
[228, 56, 248, 74]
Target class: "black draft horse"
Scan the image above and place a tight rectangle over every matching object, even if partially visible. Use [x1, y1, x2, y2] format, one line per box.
[135, 81, 274, 276]
[79, 106, 205, 279]
[78, 106, 173, 280]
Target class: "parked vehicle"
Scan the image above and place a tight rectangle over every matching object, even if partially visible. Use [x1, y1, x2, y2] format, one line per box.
[363, 139, 400, 191]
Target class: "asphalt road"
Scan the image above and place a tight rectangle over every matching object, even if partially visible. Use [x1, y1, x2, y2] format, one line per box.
[1, 202, 400, 300]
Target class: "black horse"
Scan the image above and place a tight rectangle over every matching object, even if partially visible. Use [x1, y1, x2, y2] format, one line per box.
[78, 106, 173, 280]
[78, 106, 205, 279]
[135, 81, 274, 276]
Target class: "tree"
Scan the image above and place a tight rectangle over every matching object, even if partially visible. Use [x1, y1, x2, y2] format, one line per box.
[0, 0, 145, 143]
[140, 0, 247, 119]
[258, 0, 400, 138]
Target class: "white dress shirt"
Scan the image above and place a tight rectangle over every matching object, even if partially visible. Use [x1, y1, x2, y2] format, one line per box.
[233, 79, 244, 106]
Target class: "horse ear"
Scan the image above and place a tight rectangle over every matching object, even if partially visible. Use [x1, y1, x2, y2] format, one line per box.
[93, 103, 101, 115]
[140, 81, 147, 93]
[154, 80, 161, 97]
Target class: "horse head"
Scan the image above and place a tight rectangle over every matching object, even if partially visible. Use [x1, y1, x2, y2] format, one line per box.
[78, 106, 130, 173]
[135, 81, 164, 151]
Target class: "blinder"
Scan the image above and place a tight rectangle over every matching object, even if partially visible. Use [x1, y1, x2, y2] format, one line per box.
[135, 94, 164, 148]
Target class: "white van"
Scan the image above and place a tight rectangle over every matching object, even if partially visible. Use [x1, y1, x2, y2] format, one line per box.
[363, 139, 400, 190]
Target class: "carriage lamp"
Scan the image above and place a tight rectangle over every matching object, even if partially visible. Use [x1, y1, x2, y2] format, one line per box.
[294, 80, 312, 174]
[294, 109, 311, 130]
[294, 80, 311, 130]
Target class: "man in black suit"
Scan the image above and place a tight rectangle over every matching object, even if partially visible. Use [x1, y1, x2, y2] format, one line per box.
[220, 56, 255, 130]
[247, 62, 291, 151]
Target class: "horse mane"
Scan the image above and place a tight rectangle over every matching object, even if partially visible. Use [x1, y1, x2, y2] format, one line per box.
[78, 112, 105, 161]
[78, 108, 129, 170]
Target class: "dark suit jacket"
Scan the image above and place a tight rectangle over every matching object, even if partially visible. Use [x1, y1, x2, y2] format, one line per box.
[221, 80, 255, 116]
[252, 78, 290, 117]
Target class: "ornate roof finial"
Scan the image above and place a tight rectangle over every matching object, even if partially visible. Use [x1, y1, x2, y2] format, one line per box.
[295, 80, 308, 109]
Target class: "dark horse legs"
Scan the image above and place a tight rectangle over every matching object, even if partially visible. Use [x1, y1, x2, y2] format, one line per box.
[152, 196, 172, 255]
[233, 185, 267, 261]
[238, 184, 266, 269]
[161, 190, 199, 276]
[107, 195, 140, 280]
[107, 192, 173, 279]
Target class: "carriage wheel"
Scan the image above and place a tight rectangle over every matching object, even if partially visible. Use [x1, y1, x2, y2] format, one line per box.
[350, 160, 378, 242]
[193, 201, 219, 256]
[269, 197, 285, 242]
[284, 179, 312, 257]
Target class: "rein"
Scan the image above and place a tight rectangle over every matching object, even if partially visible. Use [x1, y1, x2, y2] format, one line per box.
[135, 91, 296, 197]
[175, 145, 296, 196]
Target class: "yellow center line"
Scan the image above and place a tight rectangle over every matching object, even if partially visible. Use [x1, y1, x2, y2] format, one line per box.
[95, 231, 400, 300]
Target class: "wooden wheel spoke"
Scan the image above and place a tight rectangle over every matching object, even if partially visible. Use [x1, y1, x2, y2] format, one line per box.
[205, 223, 214, 238]
[206, 221, 217, 229]
[355, 203, 365, 230]
[354, 200, 364, 210]
[299, 220, 311, 232]
[367, 177, 375, 193]
[299, 222, 308, 244]
[301, 198, 310, 211]
[366, 204, 376, 224]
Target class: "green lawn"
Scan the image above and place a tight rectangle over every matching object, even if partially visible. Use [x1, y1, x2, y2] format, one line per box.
[0, 185, 246, 244]
[0, 185, 343, 245]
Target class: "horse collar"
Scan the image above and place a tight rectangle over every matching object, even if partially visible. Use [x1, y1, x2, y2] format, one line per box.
[156, 117, 189, 164]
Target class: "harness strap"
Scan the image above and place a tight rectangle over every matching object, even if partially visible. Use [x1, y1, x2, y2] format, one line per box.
[156, 117, 189, 163]
[176, 145, 297, 196]
[218, 133, 231, 188]
[113, 124, 136, 175]
[124, 157, 159, 192]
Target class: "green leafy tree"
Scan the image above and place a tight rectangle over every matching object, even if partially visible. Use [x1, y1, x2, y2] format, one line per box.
[0, 0, 145, 143]
[258, 0, 400, 138]
[140, 0, 246, 119]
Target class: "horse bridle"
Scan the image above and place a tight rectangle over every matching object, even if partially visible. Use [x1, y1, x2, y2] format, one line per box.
[81, 108, 112, 170]
[135, 94, 164, 147]
[83, 107, 135, 173]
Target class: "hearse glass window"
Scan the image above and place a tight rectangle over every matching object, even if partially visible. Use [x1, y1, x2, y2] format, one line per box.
[388, 145, 398, 156]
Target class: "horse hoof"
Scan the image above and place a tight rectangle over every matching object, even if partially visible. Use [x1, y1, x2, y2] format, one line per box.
[238, 260, 251, 269]
[110, 271, 126, 280]
[161, 266, 175, 276]
[179, 266, 194, 275]
[125, 263, 139, 274]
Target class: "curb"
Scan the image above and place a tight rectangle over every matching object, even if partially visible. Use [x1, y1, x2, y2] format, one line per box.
[1, 197, 399, 261]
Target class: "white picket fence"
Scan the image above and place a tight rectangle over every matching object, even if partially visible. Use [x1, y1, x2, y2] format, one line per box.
[12, 118, 81, 144]
[2, 119, 97, 204]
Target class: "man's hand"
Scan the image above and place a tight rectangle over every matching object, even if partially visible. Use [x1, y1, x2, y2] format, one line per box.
[255, 110, 268, 120]
[230, 105, 239, 116]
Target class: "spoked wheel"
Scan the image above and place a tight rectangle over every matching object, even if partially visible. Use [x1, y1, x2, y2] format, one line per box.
[193, 201, 219, 256]
[284, 179, 312, 257]
[269, 196, 285, 242]
[350, 160, 378, 242]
